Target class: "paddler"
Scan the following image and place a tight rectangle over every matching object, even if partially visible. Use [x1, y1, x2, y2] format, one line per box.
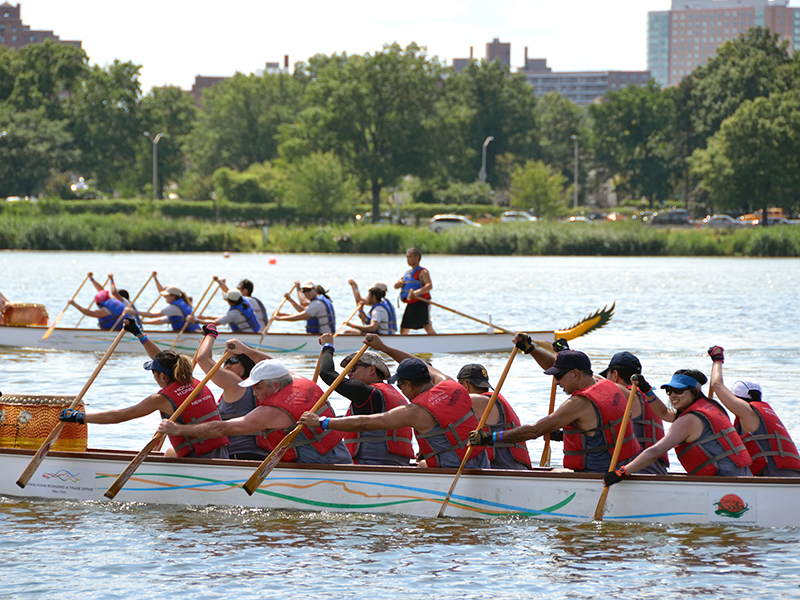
[214, 276, 269, 330]
[708, 345, 800, 477]
[298, 334, 489, 469]
[313, 332, 414, 465]
[456, 363, 532, 470]
[345, 280, 397, 335]
[68, 272, 127, 330]
[394, 248, 436, 334]
[136, 273, 200, 332]
[59, 318, 229, 459]
[469, 336, 642, 473]
[273, 281, 336, 334]
[603, 367, 753, 487]
[157, 338, 352, 465]
[193, 289, 261, 333]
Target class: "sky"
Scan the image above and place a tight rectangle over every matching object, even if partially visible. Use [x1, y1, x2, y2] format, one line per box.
[14, 0, 800, 92]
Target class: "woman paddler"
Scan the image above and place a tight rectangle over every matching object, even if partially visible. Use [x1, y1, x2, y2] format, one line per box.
[68, 279, 127, 331]
[708, 345, 800, 477]
[136, 273, 200, 332]
[59, 318, 229, 459]
[604, 368, 752, 487]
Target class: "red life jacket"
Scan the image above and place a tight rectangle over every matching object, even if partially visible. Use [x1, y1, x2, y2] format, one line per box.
[344, 382, 415, 460]
[736, 401, 800, 475]
[412, 380, 486, 467]
[675, 398, 752, 476]
[632, 389, 669, 466]
[160, 379, 229, 458]
[563, 378, 642, 471]
[481, 392, 532, 469]
[255, 377, 344, 462]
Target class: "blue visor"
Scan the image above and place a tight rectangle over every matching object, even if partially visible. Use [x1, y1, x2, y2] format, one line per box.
[660, 373, 700, 390]
[143, 357, 172, 376]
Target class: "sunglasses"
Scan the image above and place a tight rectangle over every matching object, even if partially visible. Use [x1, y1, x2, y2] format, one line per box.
[301, 288, 313, 292]
[224, 357, 241, 366]
[664, 386, 690, 395]
[554, 369, 573, 382]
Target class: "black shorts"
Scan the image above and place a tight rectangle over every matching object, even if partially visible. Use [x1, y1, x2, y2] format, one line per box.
[400, 301, 430, 330]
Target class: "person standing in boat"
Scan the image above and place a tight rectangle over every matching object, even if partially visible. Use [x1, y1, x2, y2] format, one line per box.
[469, 338, 642, 474]
[603, 368, 753, 486]
[59, 318, 229, 459]
[457, 363, 532, 470]
[158, 339, 352, 465]
[708, 346, 800, 477]
[299, 334, 489, 469]
[314, 333, 414, 465]
[193, 289, 261, 333]
[274, 281, 335, 334]
[214, 277, 269, 331]
[599, 351, 670, 475]
[394, 248, 436, 334]
[136, 275, 200, 333]
[344, 280, 397, 335]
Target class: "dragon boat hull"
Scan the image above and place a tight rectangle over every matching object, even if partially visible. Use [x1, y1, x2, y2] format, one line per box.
[0, 447, 795, 527]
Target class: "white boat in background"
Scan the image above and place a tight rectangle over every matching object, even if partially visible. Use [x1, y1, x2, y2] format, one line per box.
[0, 447, 794, 527]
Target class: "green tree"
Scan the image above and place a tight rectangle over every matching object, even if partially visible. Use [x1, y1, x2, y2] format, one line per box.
[689, 90, 800, 223]
[508, 159, 568, 218]
[282, 43, 445, 223]
[283, 152, 359, 223]
[590, 81, 676, 207]
[185, 72, 304, 176]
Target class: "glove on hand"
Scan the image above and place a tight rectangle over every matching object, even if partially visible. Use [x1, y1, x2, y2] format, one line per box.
[549, 430, 564, 442]
[203, 323, 219, 338]
[514, 334, 533, 355]
[123, 318, 142, 336]
[552, 338, 570, 353]
[603, 465, 627, 487]
[708, 345, 725, 363]
[469, 429, 493, 447]
[634, 374, 652, 395]
[59, 408, 85, 424]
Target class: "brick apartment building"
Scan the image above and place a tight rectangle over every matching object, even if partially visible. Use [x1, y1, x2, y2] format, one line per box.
[0, 2, 81, 49]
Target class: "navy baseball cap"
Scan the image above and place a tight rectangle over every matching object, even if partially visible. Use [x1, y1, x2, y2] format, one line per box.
[457, 363, 493, 390]
[388, 357, 430, 383]
[543, 350, 592, 377]
[599, 351, 642, 378]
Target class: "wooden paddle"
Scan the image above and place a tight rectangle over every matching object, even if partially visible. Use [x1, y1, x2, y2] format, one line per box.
[197, 283, 220, 317]
[17, 327, 127, 488]
[75, 276, 110, 328]
[106, 273, 155, 336]
[312, 302, 363, 383]
[104, 351, 232, 500]
[593, 375, 639, 521]
[41, 274, 91, 340]
[243, 343, 370, 496]
[257, 283, 298, 346]
[438, 346, 518, 518]
[169, 279, 217, 351]
[539, 378, 558, 467]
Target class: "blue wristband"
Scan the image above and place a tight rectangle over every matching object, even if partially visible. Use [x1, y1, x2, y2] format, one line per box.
[138, 335, 148, 344]
[322, 344, 334, 351]
[320, 417, 330, 430]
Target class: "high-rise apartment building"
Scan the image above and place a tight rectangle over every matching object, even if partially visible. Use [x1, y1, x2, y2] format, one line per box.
[648, 0, 799, 87]
[0, 2, 81, 50]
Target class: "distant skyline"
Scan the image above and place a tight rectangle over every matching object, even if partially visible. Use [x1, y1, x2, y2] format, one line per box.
[14, 0, 800, 92]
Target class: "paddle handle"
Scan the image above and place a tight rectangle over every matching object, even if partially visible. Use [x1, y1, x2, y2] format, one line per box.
[243, 344, 370, 495]
[41, 274, 91, 340]
[258, 283, 297, 344]
[593, 379, 639, 521]
[17, 328, 127, 488]
[107, 273, 155, 334]
[104, 351, 233, 500]
[539, 378, 558, 467]
[438, 347, 518, 517]
[76, 276, 110, 328]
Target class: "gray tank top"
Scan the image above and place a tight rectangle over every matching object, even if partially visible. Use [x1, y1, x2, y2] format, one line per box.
[218, 387, 267, 459]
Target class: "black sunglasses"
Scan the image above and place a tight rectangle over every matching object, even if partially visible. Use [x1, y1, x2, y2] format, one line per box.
[301, 288, 313, 292]
[664, 386, 690, 395]
[224, 357, 241, 366]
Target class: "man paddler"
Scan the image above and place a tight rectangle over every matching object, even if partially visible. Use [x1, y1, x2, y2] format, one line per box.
[394, 248, 435, 334]
[469, 335, 642, 473]
[274, 281, 336, 334]
[193, 289, 261, 333]
[157, 341, 352, 465]
[214, 277, 269, 330]
[299, 334, 489, 469]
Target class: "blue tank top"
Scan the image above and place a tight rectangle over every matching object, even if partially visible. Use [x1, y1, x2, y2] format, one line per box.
[218, 387, 267, 459]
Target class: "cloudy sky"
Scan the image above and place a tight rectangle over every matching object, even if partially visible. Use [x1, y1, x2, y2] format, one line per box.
[15, 1, 800, 92]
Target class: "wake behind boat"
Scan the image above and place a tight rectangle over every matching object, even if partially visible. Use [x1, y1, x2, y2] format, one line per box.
[0, 446, 794, 527]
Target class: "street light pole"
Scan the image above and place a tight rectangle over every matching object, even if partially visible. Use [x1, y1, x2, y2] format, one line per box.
[143, 131, 164, 200]
[478, 136, 494, 183]
[571, 134, 579, 209]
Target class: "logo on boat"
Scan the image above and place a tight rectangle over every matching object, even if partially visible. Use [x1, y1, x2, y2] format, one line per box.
[713, 494, 749, 519]
[42, 469, 81, 483]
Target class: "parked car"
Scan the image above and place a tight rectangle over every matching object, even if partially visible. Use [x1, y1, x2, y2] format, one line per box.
[702, 214, 742, 228]
[428, 214, 482, 233]
[499, 211, 538, 223]
[647, 209, 694, 226]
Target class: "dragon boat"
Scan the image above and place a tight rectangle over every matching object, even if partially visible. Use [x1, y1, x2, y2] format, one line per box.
[0, 446, 796, 527]
[0, 305, 614, 355]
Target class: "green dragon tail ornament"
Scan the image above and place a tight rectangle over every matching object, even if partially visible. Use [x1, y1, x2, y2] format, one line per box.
[555, 302, 615, 341]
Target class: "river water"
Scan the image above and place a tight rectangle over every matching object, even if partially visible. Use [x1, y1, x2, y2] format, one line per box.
[1, 251, 800, 599]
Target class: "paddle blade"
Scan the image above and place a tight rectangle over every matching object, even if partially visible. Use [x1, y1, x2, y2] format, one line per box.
[16, 422, 67, 488]
[104, 435, 164, 500]
[242, 440, 293, 495]
[593, 486, 611, 521]
[539, 441, 551, 468]
[437, 446, 475, 517]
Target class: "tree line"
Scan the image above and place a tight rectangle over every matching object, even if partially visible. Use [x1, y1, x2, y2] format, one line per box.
[1, 28, 799, 223]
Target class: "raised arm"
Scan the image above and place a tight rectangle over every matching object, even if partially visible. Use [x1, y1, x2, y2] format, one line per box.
[708, 346, 759, 432]
[364, 333, 450, 383]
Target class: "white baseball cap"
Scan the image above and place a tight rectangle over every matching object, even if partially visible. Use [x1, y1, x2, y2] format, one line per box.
[238, 359, 290, 387]
[731, 379, 762, 401]
[225, 289, 242, 302]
